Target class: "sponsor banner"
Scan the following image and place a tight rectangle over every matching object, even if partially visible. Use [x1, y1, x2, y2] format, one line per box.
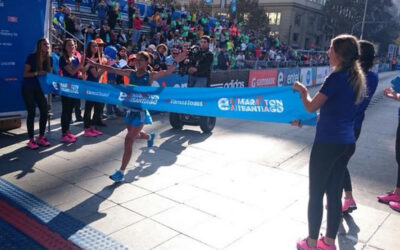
[300, 67, 313, 86]
[209, 70, 249, 88]
[277, 68, 300, 86]
[312, 67, 317, 86]
[152, 74, 188, 88]
[248, 69, 277, 87]
[316, 66, 331, 85]
[39, 73, 317, 125]
[0, 0, 49, 115]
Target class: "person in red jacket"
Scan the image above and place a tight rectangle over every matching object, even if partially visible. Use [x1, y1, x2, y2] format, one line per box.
[132, 13, 143, 44]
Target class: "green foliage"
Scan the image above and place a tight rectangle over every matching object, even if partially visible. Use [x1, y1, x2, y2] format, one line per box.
[231, 0, 269, 33]
[324, 0, 400, 54]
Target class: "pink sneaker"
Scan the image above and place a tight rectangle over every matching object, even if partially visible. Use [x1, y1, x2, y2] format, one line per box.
[91, 128, 103, 135]
[27, 139, 39, 149]
[36, 136, 50, 147]
[66, 131, 77, 140]
[83, 128, 97, 137]
[296, 238, 318, 250]
[389, 201, 400, 212]
[317, 237, 337, 250]
[342, 198, 357, 213]
[61, 135, 76, 143]
[377, 192, 400, 204]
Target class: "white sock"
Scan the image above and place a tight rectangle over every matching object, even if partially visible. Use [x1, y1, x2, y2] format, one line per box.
[119, 169, 126, 175]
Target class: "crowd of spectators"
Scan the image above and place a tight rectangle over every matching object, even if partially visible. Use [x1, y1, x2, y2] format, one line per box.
[52, 1, 329, 72]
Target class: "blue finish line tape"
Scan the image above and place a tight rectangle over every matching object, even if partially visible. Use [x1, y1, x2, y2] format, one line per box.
[39, 73, 317, 126]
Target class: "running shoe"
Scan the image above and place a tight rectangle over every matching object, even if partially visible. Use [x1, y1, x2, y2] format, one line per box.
[296, 238, 318, 250]
[342, 198, 357, 213]
[317, 237, 337, 250]
[377, 191, 400, 204]
[66, 131, 77, 140]
[389, 201, 400, 212]
[109, 170, 125, 182]
[36, 136, 51, 147]
[83, 128, 97, 137]
[27, 139, 39, 149]
[91, 128, 103, 135]
[147, 132, 155, 148]
[107, 114, 118, 120]
[61, 135, 76, 143]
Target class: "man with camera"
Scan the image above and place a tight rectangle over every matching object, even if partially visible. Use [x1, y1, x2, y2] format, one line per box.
[187, 36, 214, 87]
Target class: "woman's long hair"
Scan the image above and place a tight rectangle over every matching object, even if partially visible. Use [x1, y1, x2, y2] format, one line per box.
[34, 38, 52, 73]
[331, 34, 366, 104]
[86, 40, 97, 59]
[62, 38, 75, 64]
[359, 40, 376, 74]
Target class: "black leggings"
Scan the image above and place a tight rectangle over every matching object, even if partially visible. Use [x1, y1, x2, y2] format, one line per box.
[396, 120, 400, 188]
[92, 102, 104, 124]
[21, 87, 48, 139]
[83, 100, 99, 129]
[61, 96, 77, 134]
[342, 128, 361, 192]
[308, 142, 355, 240]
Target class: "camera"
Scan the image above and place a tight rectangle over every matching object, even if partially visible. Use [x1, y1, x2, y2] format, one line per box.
[178, 45, 203, 76]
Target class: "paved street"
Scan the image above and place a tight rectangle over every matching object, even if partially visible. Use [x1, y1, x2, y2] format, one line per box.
[1, 71, 400, 250]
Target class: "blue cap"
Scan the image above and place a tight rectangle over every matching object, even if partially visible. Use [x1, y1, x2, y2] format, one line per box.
[104, 45, 117, 60]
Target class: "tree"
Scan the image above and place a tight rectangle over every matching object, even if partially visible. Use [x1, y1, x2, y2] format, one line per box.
[324, 0, 400, 55]
[230, 0, 269, 33]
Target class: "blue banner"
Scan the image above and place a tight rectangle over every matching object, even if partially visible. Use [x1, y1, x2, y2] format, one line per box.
[39, 74, 317, 125]
[0, 0, 49, 115]
[277, 68, 300, 86]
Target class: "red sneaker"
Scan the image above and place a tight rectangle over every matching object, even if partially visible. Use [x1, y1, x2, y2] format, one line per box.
[61, 135, 76, 143]
[296, 238, 318, 250]
[36, 136, 51, 147]
[389, 201, 400, 212]
[66, 131, 77, 140]
[377, 192, 400, 204]
[83, 128, 97, 137]
[342, 198, 357, 213]
[27, 139, 39, 149]
[317, 237, 337, 250]
[91, 128, 103, 135]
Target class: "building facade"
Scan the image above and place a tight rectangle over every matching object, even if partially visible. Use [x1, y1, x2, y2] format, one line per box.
[172, 0, 329, 50]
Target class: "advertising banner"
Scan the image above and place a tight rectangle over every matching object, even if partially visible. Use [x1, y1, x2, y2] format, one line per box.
[277, 68, 300, 86]
[0, 0, 50, 118]
[316, 66, 331, 85]
[39, 73, 317, 125]
[300, 67, 313, 86]
[248, 69, 277, 87]
[209, 70, 249, 88]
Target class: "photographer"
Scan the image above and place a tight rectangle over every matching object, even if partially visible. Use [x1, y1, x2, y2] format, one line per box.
[187, 35, 214, 87]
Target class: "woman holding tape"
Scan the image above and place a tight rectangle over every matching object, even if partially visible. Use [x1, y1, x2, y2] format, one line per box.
[378, 87, 400, 212]
[22, 38, 52, 149]
[341, 40, 378, 213]
[293, 34, 366, 250]
[88, 50, 187, 182]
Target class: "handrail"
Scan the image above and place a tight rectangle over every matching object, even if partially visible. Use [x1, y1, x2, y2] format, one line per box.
[53, 23, 85, 46]
[51, 33, 64, 45]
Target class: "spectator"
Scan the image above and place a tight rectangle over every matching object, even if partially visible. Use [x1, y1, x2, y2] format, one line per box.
[96, 0, 108, 27]
[132, 13, 143, 44]
[117, 28, 128, 47]
[217, 46, 229, 70]
[99, 22, 111, 45]
[154, 44, 168, 71]
[74, 0, 82, 12]
[64, 7, 76, 38]
[22, 38, 53, 149]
